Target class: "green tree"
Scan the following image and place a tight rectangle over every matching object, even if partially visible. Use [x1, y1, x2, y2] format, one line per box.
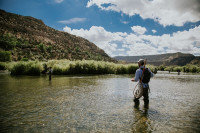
[38, 43, 46, 52]
[47, 46, 52, 52]
[0, 33, 17, 50]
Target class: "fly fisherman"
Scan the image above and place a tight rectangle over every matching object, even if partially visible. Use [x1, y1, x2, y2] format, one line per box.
[131, 59, 154, 108]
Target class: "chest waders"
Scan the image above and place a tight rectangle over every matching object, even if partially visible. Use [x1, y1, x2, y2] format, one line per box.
[133, 59, 150, 108]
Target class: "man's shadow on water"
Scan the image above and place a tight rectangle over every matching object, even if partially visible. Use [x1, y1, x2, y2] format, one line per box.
[132, 107, 153, 133]
[48, 80, 52, 87]
[132, 106, 164, 133]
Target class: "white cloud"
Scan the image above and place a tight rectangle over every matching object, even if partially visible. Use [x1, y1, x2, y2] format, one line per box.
[63, 25, 200, 56]
[131, 26, 147, 35]
[58, 18, 86, 24]
[126, 43, 158, 56]
[55, 0, 64, 3]
[152, 30, 157, 33]
[63, 26, 127, 56]
[120, 20, 129, 24]
[86, 0, 200, 26]
[118, 48, 125, 52]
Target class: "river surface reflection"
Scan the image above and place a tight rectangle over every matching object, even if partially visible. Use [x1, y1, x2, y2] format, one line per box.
[0, 72, 200, 132]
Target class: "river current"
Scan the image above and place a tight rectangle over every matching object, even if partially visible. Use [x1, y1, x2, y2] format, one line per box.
[0, 72, 200, 132]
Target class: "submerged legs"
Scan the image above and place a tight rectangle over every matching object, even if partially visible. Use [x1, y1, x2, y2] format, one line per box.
[133, 87, 149, 108]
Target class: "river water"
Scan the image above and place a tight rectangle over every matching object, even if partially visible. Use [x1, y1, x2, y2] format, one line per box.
[0, 72, 200, 133]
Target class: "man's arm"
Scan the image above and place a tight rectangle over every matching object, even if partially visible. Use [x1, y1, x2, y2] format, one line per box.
[148, 68, 154, 77]
[131, 69, 140, 82]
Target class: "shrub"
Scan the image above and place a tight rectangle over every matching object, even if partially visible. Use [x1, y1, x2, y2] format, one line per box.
[38, 43, 46, 52]
[42, 63, 48, 74]
[183, 65, 200, 73]
[62, 65, 70, 75]
[0, 51, 11, 62]
[26, 62, 42, 75]
[11, 62, 27, 75]
[198, 67, 200, 73]
[0, 33, 17, 50]
[173, 66, 182, 72]
[158, 65, 166, 71]
[21, 58, 29, 61]
[182, 66, 188, 72]
[96, 63, 105, 74]
[0, 62, 7, 70]
[127, 65, 138, 74]
[87, 61, 97, 74]
[10, 61, 42, 75]
[164, 66, 170, 71]
[164, 66, 174, 72]
[52, 65, 64, 75]
[47, 46, 52, 52]
[116, 65, 127, 74]
[191, 66, 198, 73]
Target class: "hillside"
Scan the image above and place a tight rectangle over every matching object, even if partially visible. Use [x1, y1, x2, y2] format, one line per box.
[0, 9, 116, 62]
[115, 52, 199, 66]
[190, 56, 200, 65]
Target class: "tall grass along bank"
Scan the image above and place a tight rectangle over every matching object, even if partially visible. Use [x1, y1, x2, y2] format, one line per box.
[4, 60, 200, 75]
[47, 60, 138, 75]
[10, 61, 42, 75]
[6, 60, 139, 75]
[157, 64, 200, 73]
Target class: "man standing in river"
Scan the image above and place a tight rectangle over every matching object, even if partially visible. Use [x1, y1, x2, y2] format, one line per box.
[131, 59, 154, 108]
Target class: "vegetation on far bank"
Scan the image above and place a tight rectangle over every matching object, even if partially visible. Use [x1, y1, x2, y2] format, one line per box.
[0, 60, 138, 75]
[157, 64, 200, 73]
[0, 60, 199, 76]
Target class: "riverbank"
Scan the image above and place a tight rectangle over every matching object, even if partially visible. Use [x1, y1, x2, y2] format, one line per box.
[0, 60, 199, 75]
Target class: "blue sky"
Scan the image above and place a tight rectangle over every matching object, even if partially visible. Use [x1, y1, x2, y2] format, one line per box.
[1, 0, 200, 56]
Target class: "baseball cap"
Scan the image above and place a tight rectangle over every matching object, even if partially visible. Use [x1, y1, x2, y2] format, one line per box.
[137, 59, 144, 64]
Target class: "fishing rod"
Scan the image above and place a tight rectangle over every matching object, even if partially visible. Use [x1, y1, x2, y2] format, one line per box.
[141, 59, 147, 83]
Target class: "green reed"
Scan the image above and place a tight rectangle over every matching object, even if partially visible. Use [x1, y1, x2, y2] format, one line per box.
[4, 60, 200, 75]
[10, 61, 42, 75]
[46, 60, 138, 75]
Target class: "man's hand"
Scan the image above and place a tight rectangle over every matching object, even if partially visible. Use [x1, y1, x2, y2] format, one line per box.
[131, 78, 135, 82]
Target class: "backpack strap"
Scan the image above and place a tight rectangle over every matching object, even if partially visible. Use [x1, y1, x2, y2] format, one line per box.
[139, 59, 147, 83]
[140, 67, 146, 83]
